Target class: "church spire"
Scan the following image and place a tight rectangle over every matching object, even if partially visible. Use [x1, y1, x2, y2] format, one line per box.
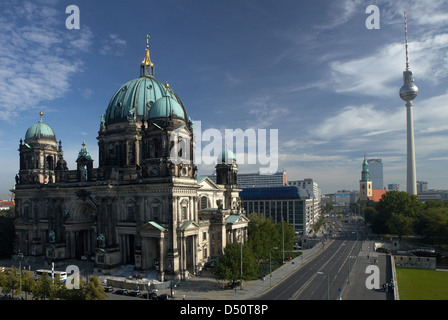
[140, 34, 154, 77]
[361, 154, 370, 182]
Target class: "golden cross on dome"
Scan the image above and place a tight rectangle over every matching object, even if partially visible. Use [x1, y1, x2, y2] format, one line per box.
[141, 34, 154, 77]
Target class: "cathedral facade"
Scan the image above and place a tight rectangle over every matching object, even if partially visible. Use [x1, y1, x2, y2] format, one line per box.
[13, 37, 248, 281]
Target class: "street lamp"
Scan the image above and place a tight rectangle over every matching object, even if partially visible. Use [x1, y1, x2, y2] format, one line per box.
[18, 252, 24, 299]
[240, 239, 243, 290]
[269, 247, 278, 287]
[238, 232, 243, 290]
[317, 271, 329, 300]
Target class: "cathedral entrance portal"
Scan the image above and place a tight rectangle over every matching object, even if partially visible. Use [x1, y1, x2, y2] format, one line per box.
[121, 234, 135, 265]
[74, 229, 93, 260]
[66, 197, 96, 260]
[186, 236, 194, 274]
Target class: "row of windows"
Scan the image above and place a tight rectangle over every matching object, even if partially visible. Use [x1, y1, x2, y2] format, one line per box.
[242, 200, 305, 226]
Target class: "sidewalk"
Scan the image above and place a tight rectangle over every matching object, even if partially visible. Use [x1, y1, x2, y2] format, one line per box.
[341, 240, 393, 300]
[159, 240, 332, 300]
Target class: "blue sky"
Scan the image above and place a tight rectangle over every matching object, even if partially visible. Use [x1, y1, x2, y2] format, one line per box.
[1, 0, 448, 196]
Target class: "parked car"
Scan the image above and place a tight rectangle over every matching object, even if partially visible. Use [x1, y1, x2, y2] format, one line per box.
[129, 289, 141, 297]
[114, 288, 128, 295]
[103, 285, 114, 292]
[141, 292, 158, 300]
[158, 294, 170, 300]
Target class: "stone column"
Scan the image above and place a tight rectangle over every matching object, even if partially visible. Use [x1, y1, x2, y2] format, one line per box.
[189, 196, 194, 221]
[159, 237, 164, 282]
[70, 231, 76, 259]
[182, 234, 186, 279]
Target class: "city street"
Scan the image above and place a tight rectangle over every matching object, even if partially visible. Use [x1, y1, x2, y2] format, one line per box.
[253, 215, 392, 300]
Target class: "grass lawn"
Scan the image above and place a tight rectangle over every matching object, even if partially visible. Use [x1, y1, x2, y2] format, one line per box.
[396, 268, 448, 300]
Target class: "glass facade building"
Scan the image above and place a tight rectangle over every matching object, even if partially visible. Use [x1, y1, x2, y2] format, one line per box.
[367, 159, 383, 190]
[240, 186, 319, 234]
[208, 171, 286, 189]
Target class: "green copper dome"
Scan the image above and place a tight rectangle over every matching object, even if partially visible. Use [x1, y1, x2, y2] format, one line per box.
[25, 114, 56, 142]
[148, 95, 186, 120]
[104, 36, 189, 126]
[104, 76, 186, 125]
[221, 148, 236, 163]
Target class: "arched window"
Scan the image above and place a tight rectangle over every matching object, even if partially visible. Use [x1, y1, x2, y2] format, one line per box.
[200, 196, 208, 209]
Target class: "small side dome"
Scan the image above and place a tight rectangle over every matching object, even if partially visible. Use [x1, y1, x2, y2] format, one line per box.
[148, 96, 186, 120]
[221, 148, 236, 164]
[25, 113, 56, 142]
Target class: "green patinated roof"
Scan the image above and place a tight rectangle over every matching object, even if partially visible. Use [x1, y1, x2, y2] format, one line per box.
[180, 220, 198, 230]
[148, 95, 186, 120]
[104, 76, 186, 125]
[226, 214, 241, 224]
[25, 119, 56, 142]
[221, 148, 236, 163]
[77, 141, 92, 161]
[148, 221, 166, 231]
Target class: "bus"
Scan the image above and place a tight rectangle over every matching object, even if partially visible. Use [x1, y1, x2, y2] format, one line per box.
[36, 269, 67, 282]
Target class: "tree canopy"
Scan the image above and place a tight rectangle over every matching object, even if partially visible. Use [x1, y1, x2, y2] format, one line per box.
[214, 213, 297, 285]
[363, 191, 448, 244]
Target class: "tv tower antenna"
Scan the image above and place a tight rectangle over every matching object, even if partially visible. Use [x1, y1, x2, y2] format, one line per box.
[399, 11, 418, 195]
[404, 11, 410, 70]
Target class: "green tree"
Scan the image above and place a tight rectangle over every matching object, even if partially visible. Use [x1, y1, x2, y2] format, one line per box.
[3, 267, 20, 298]
[372, 191, 422, 236]
[364, 205, 386, 234]
[418, 204, 448, 245]
[58, 278, 86, 300]
[275, 220, 295, 254]
[324, 203, 334, 214]
[214, 243, 257, 286]
[85, 276, 107, 300]
[33, 272, 61, 300]
[21, 270, 35, 299]
[248, 218, 278, 261]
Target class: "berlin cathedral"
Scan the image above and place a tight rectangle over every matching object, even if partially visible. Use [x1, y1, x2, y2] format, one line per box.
[13, 36, 249, 281]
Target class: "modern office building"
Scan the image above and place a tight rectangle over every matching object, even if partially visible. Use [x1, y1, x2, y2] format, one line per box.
[367, 159, 383, 190]
[287, 178, 320, 200]
[417, 181, 428, 193]
[208, 171, 286, 189]
[239, 186, 319, 234]
[388, 184, 400, 191]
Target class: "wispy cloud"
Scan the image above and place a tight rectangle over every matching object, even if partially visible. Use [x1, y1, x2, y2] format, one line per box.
[246, 95, 290, 128]
[0, 0, 93, 121]
[99, 33, 127, 56]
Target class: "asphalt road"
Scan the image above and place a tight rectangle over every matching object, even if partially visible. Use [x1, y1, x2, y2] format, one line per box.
[256, 216, 368, 300]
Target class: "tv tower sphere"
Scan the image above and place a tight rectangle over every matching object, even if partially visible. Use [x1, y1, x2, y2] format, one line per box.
[400, 70, 418, 101]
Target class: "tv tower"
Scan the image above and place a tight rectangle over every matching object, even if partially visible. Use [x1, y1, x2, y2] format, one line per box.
[399, 12, 418, 195]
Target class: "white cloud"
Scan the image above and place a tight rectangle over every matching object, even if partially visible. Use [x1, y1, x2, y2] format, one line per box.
[99, 34, 127, 56]
[0, 0, 93, 121]
[311, 104, 402, 140]
[245, 95, 290, 128]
